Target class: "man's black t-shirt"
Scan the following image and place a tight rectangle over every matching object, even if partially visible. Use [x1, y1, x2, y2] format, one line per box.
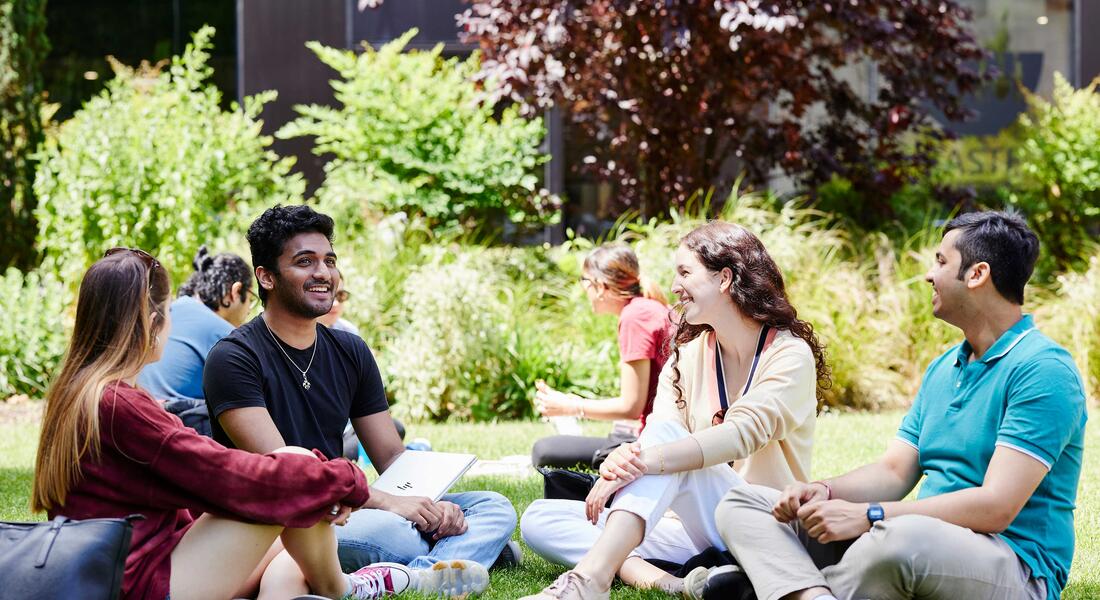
[204, 315, 388, 459]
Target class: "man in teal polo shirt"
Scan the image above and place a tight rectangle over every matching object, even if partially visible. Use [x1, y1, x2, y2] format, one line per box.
[709, 211, 1086, 600]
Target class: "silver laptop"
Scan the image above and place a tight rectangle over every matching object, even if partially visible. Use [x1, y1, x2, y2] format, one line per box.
[370, 450, 478, 501]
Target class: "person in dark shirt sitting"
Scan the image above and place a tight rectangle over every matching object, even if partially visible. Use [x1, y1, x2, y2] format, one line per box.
[138, 246, 255, 436]
[31, 247, 416, 600]
[204, 205, 513, 596]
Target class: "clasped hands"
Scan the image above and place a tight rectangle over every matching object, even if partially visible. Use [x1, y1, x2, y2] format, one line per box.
[584, 441, 647, 524]
[772, 481, 872, 543]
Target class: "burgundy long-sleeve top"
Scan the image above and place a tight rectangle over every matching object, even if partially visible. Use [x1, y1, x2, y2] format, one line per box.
[48, 382, 370, 600]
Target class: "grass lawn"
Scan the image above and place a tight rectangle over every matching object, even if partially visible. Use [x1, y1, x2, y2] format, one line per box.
[2, 412, 1097, 599]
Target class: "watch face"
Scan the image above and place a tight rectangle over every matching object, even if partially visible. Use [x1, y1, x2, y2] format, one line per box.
[867, 504, 885, 522]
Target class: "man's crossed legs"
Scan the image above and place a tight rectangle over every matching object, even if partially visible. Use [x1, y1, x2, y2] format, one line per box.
[716, 483, 1045, 600]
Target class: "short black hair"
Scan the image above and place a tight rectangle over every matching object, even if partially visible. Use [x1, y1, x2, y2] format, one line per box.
[246, 205, 335, 303]
[178, 246, 252, 310]
[943, 210, 1039, 305]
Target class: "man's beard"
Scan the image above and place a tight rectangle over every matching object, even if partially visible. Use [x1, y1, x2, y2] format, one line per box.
[269, 274, 333, 319]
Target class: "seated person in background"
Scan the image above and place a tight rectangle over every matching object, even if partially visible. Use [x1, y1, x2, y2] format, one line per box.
[33, 248, 415, 600]
[716, 211, 1087, 600]
[520, 222, 825, 599]
[532, 243, 674, 469]
[205, 205, 515, 596]
[138, 246, 253, 436]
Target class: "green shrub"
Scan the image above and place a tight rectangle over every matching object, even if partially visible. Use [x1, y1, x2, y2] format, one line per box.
[33, 26, 303, 286]
[485, 245, 620, 419]
[278, 29, 556, 237]
[0, 268, 69, 398]
[381, 249, 509, 421]
[588, 194, 962, 410]
[322, 191, 1100, 418]
[1012, 73, 1100, 272]
[336, 223, 620, 422]
[1035, 254, 1100, 401]
[327, 212, 433, 352]
[812, 175, 954, 239]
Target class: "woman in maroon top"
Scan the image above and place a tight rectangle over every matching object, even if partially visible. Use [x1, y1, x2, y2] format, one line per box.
[31, 249, 414, 600]
[531, 243, 674, 469]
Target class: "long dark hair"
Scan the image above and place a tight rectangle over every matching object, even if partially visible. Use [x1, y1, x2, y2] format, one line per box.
[669, 221, 830, 409]
[178, 246, 252, 310]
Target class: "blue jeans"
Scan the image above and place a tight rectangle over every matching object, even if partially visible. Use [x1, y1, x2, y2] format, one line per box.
[334, 491, 516, 572]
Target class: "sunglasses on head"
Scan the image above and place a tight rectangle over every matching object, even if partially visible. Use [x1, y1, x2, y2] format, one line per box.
[104, 247, 161, 271]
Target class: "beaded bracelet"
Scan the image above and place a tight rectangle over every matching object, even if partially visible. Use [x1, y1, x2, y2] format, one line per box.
[812, 480, 833, 500]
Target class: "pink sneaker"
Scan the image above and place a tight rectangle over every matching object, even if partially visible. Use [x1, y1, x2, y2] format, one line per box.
[344, 563, 412, 599]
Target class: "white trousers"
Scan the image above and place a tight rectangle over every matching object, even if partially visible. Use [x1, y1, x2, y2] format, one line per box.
[521, 420, 744, 567]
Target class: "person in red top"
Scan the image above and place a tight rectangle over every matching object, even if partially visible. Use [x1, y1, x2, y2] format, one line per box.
[531, 243, 674, 469]
[30, 249, 414, 600]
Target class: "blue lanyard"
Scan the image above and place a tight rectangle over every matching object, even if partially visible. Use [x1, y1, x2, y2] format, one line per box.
[715, 325, 770, 411]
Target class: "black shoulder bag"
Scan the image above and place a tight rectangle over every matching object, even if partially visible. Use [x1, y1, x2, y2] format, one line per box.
[0, 514, 140, 600]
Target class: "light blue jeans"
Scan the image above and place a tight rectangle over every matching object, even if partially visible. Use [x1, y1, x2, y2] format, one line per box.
[334, 491, 517, 572]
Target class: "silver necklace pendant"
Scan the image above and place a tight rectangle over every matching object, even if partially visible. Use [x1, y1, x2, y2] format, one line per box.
[302, 375, 311, 390]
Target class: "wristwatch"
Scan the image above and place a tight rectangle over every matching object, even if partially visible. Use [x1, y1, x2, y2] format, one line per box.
[866, 503, 885, 525]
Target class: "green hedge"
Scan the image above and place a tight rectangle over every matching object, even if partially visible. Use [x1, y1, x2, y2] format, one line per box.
[33, 26, 302, 287]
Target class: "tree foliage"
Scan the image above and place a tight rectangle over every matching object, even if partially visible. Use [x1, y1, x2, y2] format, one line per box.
[278, 30, 557, 236]
[460, 0, 986, 217]
[34, 27, 303, 285]
[0, 0, 49, 270]
[1012, 73, 1100, 272]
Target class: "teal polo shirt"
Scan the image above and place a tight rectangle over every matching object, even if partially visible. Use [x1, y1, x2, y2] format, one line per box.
[897, 315, 1086, 600]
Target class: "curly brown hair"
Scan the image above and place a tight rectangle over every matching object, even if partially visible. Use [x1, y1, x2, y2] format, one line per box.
[669, 221, 830, 409]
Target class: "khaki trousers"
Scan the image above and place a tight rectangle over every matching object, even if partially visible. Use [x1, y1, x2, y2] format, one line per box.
[716, 483, 1046, 600]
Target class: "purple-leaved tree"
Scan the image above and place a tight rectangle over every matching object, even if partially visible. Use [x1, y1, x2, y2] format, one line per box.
[458, 0, 987, 217]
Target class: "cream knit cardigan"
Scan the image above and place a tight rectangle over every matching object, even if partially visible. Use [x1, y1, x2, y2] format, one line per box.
[647, 328, 818, 491]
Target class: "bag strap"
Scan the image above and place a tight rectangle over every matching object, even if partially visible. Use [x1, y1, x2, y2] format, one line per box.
[715, 325, 771, 411]
[34, 516, 68, 568]
[32, 514, 142, 569]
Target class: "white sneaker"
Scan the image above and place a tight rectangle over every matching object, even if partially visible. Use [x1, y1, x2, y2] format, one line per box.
[344, 563, 412, 599]
[519, 570, 609, 600]
[413, 559, 490, 598]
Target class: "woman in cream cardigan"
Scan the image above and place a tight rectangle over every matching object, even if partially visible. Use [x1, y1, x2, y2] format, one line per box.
[520, 221, 829, 600]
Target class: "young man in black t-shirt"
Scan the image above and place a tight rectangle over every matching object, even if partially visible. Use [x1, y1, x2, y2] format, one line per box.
[204, 205, 517, 597]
